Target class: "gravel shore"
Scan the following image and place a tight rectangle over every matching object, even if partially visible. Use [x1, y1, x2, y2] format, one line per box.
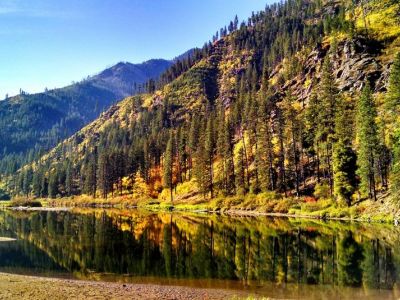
[0, 273, 251, 300]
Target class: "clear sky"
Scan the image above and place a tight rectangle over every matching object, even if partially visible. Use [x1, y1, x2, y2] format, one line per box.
[0, 0, 271, 97]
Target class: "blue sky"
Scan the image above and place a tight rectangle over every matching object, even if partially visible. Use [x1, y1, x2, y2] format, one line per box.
[0, 0, 271, 97]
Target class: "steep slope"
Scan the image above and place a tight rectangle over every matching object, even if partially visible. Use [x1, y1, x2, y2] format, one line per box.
[9, 0, 400, 217]
[0, 59, 173, 172]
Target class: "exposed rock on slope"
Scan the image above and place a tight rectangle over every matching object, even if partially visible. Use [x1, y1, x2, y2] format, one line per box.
[279, 37, 390, 106]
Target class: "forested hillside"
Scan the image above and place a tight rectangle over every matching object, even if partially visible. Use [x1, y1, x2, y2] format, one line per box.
[0, 59, 172, 175]
[8, 0, 400, 216]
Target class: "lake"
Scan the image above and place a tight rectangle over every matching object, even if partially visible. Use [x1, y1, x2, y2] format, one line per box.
[0, 209, 399, 299]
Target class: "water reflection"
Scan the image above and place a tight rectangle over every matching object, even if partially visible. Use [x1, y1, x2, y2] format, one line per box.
[0, 209, 399, 297]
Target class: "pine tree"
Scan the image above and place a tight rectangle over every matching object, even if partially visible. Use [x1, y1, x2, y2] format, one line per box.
[386, 53, 400, 111]
[22, 167, 33, 197]
[236, 146, 246, 195]
[40, 174, 48, 198]
[392, 130, 400, 194]
[387, 53, 400, 194]
[65, 162, 73, 196]
[194, 136, 208, 198]
[316, 56, 339, 193]
[233, 15, 239, 31]
[204, 118, 215, 198]
[163, 133, 174, 203]
[282, 91, 302, 196]
[48, 171, 58, 199]
[305, 92, 322, 182]
[84, 155, 97, 197]
[356, 83, 379, 200]
[333, 97, 357, 206]
[177, 127, 188, 182]
[217, 114, 235, 195]
[32, 169, 43, 198]
[188, 115, 200, 179]
[276, 105, 287, 196]
[98, 151, 111, 199]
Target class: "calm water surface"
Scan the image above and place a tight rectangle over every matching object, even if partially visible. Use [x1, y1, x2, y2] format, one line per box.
[0, 209, 399, 299]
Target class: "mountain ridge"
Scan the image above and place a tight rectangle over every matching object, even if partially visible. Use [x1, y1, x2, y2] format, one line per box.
[0, 57, 176, 173]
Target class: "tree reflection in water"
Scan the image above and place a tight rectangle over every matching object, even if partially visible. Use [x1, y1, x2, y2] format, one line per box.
[0, 209, 398, 293]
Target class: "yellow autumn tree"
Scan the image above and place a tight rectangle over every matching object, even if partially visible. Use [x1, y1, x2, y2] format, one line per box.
[132, 171, 149, 200]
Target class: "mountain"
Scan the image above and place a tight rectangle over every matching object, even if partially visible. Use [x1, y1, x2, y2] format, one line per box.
[172, 48, 198, 62]
[0, 58, 173, 173]
[7, 0, 400, 216]
[92, 59, 173, 96]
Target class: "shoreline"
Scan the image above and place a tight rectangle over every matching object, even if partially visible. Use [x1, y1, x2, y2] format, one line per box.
[3, 203, 396, 224]
[0, 272, 250, 300]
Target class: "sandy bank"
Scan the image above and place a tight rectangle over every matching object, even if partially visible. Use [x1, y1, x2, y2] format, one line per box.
[0, 273, 250, 300]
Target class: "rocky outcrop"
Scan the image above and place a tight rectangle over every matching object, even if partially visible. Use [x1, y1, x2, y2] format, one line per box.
[277, 36, 390, 106]
[333, 38, 384, 92]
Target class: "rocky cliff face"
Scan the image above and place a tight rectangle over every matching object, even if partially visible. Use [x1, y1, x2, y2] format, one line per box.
[277, 37, 392, 108]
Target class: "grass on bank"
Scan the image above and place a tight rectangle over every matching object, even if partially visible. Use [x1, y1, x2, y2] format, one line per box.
[7, 179, 397, 223]
[0, 200, 11, 208]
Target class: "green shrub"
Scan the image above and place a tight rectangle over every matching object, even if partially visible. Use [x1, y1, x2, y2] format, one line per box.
[274, 198, 297, 213]
[314, 182, 331, 199]
[301, 199, 334, 213]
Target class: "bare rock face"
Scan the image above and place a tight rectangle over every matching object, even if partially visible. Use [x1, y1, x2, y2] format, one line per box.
[277, 36, 390, 107]
[333, 38, 384, 93]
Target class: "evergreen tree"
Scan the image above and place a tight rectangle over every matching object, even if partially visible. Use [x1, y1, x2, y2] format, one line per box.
[32, 169, 43, 198]
[163, 133, 174, 203]
[386, 53, 400, 112]
[188, 115, 200, 179]
[276, 105, 287, 196]
[22, 167, 33, 197]
[236, 146, 246, 195]
[48, 171, 58, 199]
[316, 56, 339, 193]
[333, 98, 357, 206]
[204, 118, 215, 198]
[258, 95, 276, 191]
[84, 155, 97, 197]
[282, 91, 302, 196]
[40, 174, 48, 198]
[392, 130, 400, 195]
[305, 92, 322, 182]
[194, 136, 208, 198]
[217, 114, 236, 195]
[98, 151, 111, 199]
[356, 83, 380, 200]
[387, 53, 400, 194]
[65, 162, 73, 196]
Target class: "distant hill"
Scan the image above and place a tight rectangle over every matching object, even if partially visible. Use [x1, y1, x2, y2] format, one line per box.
[92, 59, 173, 97]
[0, 58, 173, 172]
[172, 48, 198, 62]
